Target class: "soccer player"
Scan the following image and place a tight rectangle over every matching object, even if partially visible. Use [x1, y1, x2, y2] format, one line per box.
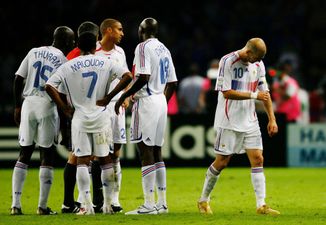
[95, 18, 129, 213]
[98, 17, 178, 215]
[45, 32, 132, 215]
[197, 38, 280, 216]
[60, 21, 104, 214]
[11, 26, 75, 215]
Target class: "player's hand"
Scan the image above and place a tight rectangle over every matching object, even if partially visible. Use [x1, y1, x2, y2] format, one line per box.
[121, 97, 130, 109]
[115, 97, 125, 115]
[96, 95, 111, 106]
[257, 91, 270, 102]
[267, 119, 278, 137]
[14, 107, 21, 127]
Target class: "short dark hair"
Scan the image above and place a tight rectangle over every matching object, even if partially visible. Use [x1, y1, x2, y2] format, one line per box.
[77, 32, 97, 52]
[77, 21, 99, 37]
[100, 18, 119, 36]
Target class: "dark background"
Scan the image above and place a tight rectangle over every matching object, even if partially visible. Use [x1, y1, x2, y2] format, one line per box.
[1, 0, 326, 125]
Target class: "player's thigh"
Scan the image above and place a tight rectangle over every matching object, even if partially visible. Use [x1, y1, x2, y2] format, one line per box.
[154, 99, 167, 146]
[139, 95, 166, 146]
[72, 130, 92, 157]
[214, 128, 245, 155]
[243, 129, 263, 150]
[36, 114, 59, 148]
[92, 129, 111, 157]
[19, 101, 37, 146]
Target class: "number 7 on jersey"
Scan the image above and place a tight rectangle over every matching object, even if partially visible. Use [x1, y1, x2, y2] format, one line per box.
[82, 71, 98, 98]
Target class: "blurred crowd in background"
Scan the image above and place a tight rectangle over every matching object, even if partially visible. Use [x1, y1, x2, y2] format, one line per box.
[1, 0, 325, 125]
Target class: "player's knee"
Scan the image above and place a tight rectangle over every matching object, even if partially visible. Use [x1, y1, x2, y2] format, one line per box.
[140, 153, 155, 166]
[153, 147, 162, 162]
[216, 161, 228, 171]
[213, 155, 231, 171]
[18, 151, 32, 165]
[67, 153, 77, 165]
[18, 145, 34, 164]
[40, 146, 55, 166]
[252, 155, 264, 167]
[110, 151, 120, 161]
[77, 156, 91, 165]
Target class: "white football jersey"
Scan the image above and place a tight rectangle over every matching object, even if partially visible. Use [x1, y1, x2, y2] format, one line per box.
[15, 46, 67, 101]
[95, 41, 129, 101]
[214, 51, 269, 132]
[47, 54, 129, 132]
[132, 38, 177, 99]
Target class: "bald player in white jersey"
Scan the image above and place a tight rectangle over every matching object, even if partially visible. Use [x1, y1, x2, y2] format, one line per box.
[11, 26, 75, 216]
[98, 17, 178, 215]
[46, 32, 132, 215]
[94, 18, 129, 212]
[197, 38, 280, 216]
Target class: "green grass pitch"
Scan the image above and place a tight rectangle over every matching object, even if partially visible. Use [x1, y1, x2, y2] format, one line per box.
[0, 167, 325, 225]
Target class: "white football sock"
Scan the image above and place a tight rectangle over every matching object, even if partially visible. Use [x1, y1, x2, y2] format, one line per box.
[200, 164, 220, 202]
[38, 166, 53, 209]
[77, 164, 92, 209]
[101, 163, 114, 207]
[12, 161, 28, 208]
[112, 159, 122, 206]
[155, 162, 167, 206]
[251, 167, 266, 208]
[141, 165, 156, 208]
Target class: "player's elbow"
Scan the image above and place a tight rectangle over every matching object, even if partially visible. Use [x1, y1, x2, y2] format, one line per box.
[167, 81, 178, 90]
[44, 84, 51, 93]
[222, 90, 232, 99]
[45, 84, 55, 96]
[122, 72, 133, 82]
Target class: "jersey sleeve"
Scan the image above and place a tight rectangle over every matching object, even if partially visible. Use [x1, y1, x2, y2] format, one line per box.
[110, 60, 130, 80]
[167, 53, 178, 83]
[46, 66, 67, 94]
[257, 61, 269, 91]
[121, 49, 129, 71]
[134, 43, 151, 77]
[215, 56, 232, 91]
[15, 50, 32, 78]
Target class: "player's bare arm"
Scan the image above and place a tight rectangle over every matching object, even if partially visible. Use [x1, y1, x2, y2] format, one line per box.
[45, 84, 74, 120]
[262, 93, 278, 137]
[114, 74, 149, 115]
[96, 72, 132, 107]
[13, 75, 24, 126]
[164, 81, 178, 102]
[121, 83, 133, 109]
[222, 89, 269, 101]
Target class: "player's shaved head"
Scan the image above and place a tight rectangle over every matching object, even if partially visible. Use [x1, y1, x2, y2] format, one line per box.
[138, 17, 158, 41]
[246, 38, 267, 59]
[78, 21, 99, 37]
[53, 26, 75, 56]
[53, 26, 74, 41]
[100, 18, 120, 36]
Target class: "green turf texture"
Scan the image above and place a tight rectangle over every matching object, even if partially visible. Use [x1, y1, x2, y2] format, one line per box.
[0, 167, 325, 225]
